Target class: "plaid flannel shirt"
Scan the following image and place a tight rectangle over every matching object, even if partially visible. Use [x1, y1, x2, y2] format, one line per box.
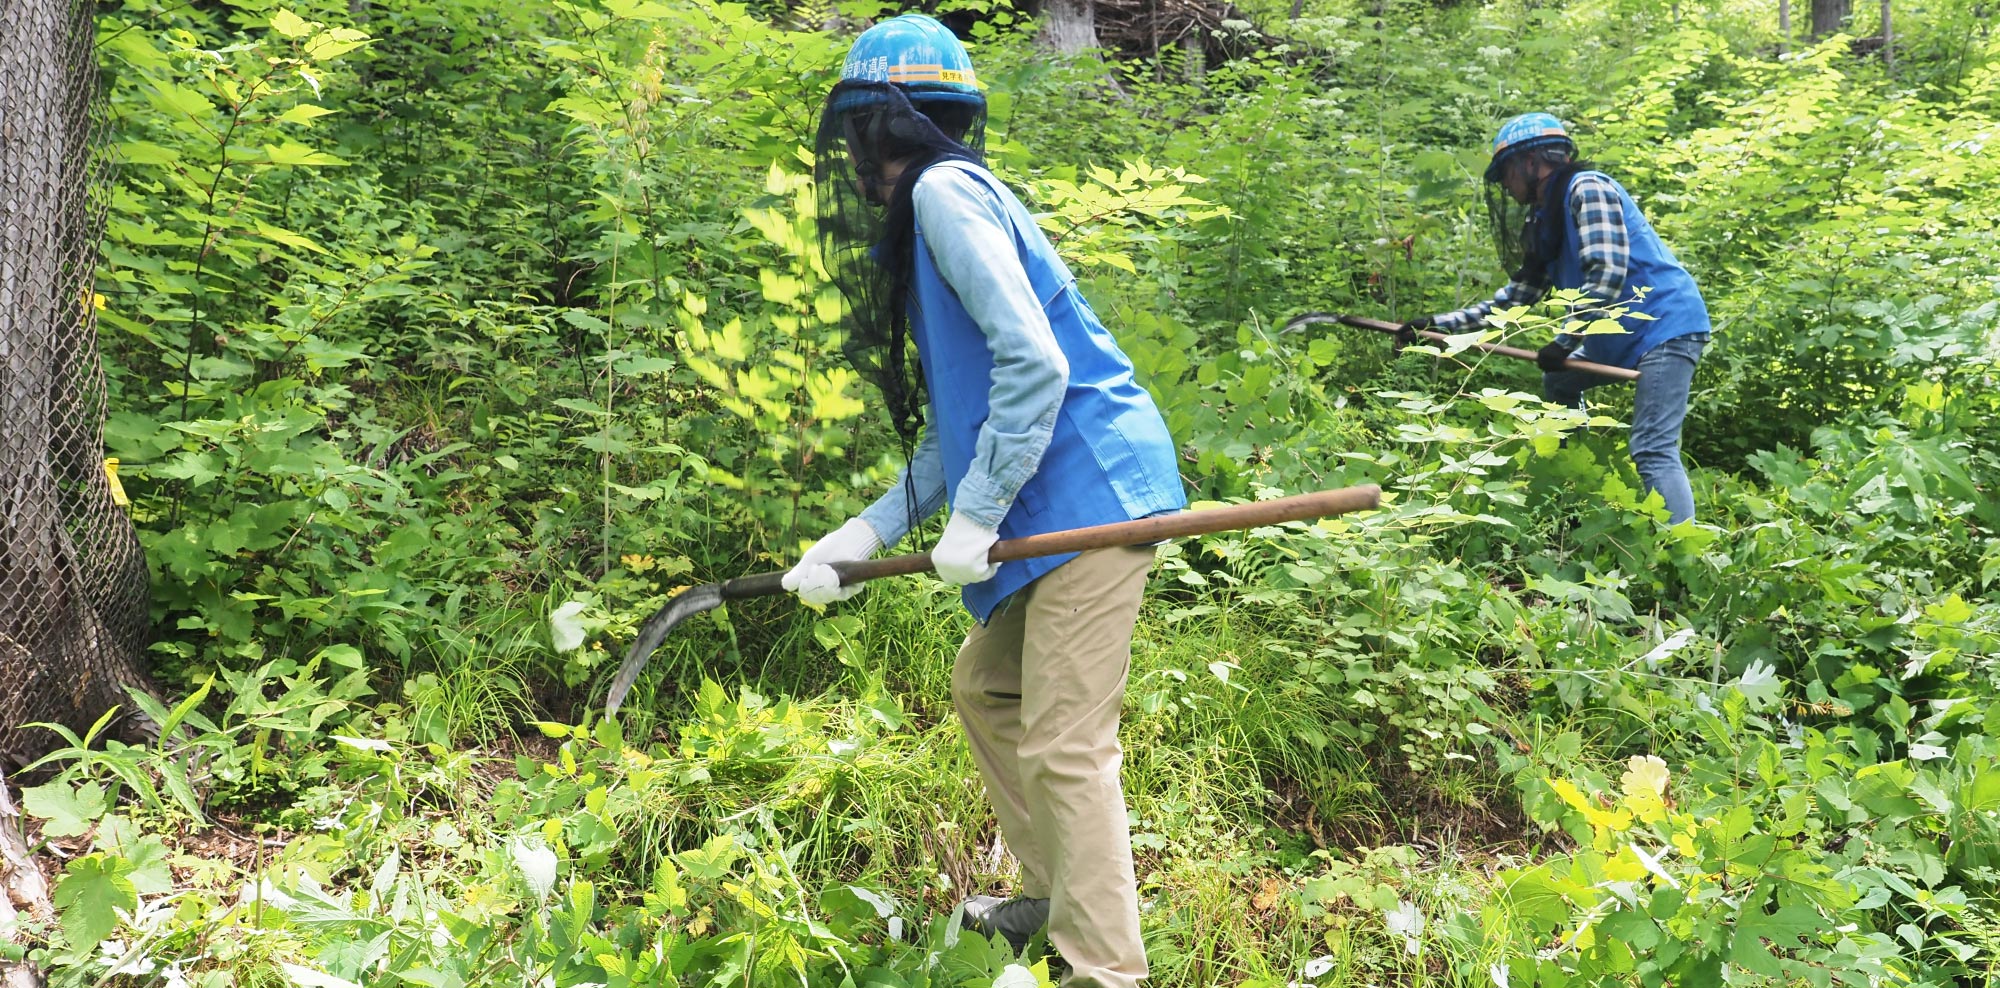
[1432, 172, 1630, 352]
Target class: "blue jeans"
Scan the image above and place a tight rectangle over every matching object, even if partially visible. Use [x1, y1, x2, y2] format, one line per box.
[1543, 333, 1708, 524]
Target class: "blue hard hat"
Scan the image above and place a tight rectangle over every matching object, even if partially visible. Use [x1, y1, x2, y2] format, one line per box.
[833, 14, 983, 112]
[1485, 112, 1576, 182]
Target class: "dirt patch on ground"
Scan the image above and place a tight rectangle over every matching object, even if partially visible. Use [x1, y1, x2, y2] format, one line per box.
[170, 814, 292, 874]
[1262, 756, 1558, 864]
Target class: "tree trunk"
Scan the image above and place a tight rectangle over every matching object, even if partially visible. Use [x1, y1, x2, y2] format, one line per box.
[0, 0, 159, 769]
[0, 772, 49, 988]
[1881, 0, 1893, 69]
[1040, 0, 1102, 54]
[1779, 0, 1792, 52]
[1810, 0, 1851, 36]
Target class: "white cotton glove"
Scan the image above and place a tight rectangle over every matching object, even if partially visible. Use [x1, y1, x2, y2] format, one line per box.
[781, 519, 883, 607]
[932, 512, 1000, 586]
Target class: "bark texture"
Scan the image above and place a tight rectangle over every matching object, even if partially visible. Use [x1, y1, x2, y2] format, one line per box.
[0, 0, 159, 769]
[0, 773, 49, 988]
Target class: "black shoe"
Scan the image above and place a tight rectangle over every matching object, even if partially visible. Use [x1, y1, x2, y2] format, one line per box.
[959, 894, 1050, 953]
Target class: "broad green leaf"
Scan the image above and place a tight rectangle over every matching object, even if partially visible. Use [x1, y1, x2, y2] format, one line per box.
[276, 104, 336, 126]
[308, 645, 363, 671]
[23, 781, 109, 837]
[1727, 900, 1822, 976]
[676, 833, 740, 882]
[1968, 765, 2000, 814]
[1620, 755, 1671, 824]
[280, 964, 362, 988]
[613, 355, 677, 375]
[52, 854, 137, 951]
[119, 140, 181, 165]
[259, 142, 346, 167]
[144, 83, 216, 123]
[650, 860, 688, 914]
[304, 27, 371, 61]
[1548, 777, 1633, 832]
[389, 969, 462, 988]
[123, 835, 176, 896]
[270, 10, 313, 37]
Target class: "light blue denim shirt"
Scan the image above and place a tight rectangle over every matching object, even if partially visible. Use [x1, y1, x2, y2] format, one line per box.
[857, 165, 1069, 546]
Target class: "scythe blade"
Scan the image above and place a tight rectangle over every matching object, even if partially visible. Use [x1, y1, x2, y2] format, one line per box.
[603, 582, 725, 716]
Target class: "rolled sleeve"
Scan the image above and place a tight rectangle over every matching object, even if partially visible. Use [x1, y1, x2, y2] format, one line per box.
[1432, 278, 1547, 331]
[912, 167, 1068, 529]
[857, 427, 948, 548]
[1568, 173, 1630, 319]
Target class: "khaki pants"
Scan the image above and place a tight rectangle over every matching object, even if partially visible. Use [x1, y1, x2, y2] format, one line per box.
[952, 545, 1154, 988]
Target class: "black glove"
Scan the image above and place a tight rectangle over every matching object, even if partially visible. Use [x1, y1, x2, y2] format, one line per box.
[1536, 341, 1575, 373]
[1394, 316, 1433, 352]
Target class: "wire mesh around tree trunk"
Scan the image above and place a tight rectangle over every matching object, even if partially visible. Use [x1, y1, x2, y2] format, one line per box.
[1, 0, 159, 769]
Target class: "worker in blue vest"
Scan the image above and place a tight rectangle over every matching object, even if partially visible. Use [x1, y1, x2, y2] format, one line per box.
[782, 15, 1185, 987]
[1402, 113, 1712, 523]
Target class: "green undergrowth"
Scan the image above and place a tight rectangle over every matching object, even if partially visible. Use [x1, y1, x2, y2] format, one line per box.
[8, 0, 2000, 984]
[18, 517, 2000, 985]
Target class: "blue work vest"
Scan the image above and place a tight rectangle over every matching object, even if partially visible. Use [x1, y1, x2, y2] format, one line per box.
[1553, 172, 1711, 369]
[909, 160, 1187, 621]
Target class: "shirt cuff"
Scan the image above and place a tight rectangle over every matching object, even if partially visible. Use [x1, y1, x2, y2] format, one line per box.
[855, 513, 895, 547]
[950, 469, 1013, 530]
[1432, 310, 1479, 331]
[857, 480, 945, 548]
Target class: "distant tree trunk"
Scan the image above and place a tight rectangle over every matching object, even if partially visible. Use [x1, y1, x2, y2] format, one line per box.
[1881, 0, 1894, 69]
[1811, 0, 1851, 36]
[1040, 0, 1102, 53]
[1779, 0, 1792, 52]
[1291, 0, 1306, 18]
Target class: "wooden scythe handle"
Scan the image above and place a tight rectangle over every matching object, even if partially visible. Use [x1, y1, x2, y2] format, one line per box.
[1326, 313, 1641, 382]
[721, 484, 1383, 600]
